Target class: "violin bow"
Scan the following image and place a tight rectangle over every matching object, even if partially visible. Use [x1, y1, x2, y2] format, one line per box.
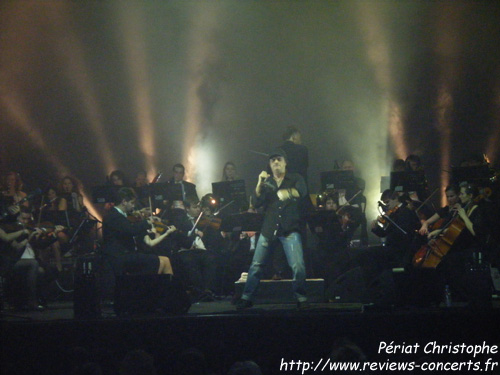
[415, 188, 439, 214]
[188, 211, 204, 237]
[336, 190, 362, 214]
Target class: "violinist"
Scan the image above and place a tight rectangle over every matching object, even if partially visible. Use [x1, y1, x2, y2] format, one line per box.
[1, 172, 28, 221]
[310, 193, 360, 286]
[3, 206, 63, 310]
[102, 187, 173, 276]
[371, 191, 420, 267]
[171, 196, 217, 299]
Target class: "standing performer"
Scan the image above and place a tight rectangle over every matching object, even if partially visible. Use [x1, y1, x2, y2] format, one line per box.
[236, 149, 309, 310]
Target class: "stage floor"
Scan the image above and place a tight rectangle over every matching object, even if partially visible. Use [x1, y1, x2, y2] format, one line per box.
[2, 299, 500, 375]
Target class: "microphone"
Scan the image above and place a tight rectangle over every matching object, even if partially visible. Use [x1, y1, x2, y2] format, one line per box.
[262, 177, 276, 191]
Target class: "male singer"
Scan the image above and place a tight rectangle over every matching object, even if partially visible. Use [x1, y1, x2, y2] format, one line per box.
[236, 149, 309, 310]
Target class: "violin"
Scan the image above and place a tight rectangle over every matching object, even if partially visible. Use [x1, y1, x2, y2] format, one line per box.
[151, 220, 174, 234]
[197, 216, 222, 231]
[377, 205, 400, 227]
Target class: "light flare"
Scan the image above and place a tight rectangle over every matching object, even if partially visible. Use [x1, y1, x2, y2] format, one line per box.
[117, 2, 157, 177]
[181, 4, 222, 195]
[47, 1, 117, 173]
[433, 3, 464, 205]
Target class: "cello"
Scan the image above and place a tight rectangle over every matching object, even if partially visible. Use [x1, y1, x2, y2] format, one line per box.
[413, 199, 476, 268]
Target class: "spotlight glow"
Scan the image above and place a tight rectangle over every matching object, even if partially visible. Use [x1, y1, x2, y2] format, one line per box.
[434, 4, 463, 205]
[486, 88, 500, 164]
[48, 1, 117, 174]
[117, 2, 157, 177]
[182, 4, 222, 194]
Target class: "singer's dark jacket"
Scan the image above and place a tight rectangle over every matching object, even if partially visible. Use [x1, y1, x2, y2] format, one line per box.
[254, 172, 307, 239]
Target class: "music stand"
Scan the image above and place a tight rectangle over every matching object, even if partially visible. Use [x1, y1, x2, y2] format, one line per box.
[212, 180, 247, 211]
[165, 182, 184, 202]
[220, 212, 263, 232]
[320, 170, 355, 191]
[390, 171, 426, 192]
[451, 165, 492, 187]
[91, 185, 120, 204]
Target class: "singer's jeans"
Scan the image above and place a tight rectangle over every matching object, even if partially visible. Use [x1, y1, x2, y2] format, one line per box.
[242, 232, 307, 302]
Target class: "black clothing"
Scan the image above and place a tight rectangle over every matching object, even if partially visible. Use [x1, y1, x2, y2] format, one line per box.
[102, 207, 159, 275]
[171, 211, 217, 293]
[254, 173, 307, 239]
[167, 179, 199, 201]
[280, 140, 309, 183]
[102, 208, 149, 257]
[372, 205, 420, 267]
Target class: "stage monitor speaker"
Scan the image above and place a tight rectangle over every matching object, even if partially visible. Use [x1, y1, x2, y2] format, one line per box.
[114, 274, 191, 316]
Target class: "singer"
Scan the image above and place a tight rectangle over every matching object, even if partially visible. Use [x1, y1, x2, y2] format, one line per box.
[236, 148, 309, 310]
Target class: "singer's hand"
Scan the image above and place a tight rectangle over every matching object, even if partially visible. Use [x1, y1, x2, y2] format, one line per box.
[257, 171, 270, 185]
[277, 189, 291, 201]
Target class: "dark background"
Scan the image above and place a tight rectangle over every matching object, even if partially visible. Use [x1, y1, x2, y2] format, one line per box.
[1, 0, 499, 219]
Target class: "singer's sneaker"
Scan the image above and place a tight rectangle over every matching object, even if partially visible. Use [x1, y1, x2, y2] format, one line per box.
[235, 298, 253, 311]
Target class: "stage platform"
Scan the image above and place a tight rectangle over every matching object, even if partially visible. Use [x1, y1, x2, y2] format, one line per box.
[2, 299, 500, 375]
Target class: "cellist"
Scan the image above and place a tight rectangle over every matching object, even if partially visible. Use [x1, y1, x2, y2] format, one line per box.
[433, 183, 489, 303]
[418, 185, 460, 237]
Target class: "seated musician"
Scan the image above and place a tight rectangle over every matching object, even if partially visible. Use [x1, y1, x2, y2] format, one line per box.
[1, 172, 28, 221]
[2, 206, 64, 310]
[222, 162, 237, 182]
[171, 196, 217, 299]
[101, 187, 173, 276]
[38, 186, 69, 272]
[108, 170, 129, 187]
[431, 183, 490, 303]
[311, 193, 360, 284]
[168, 164, 199, 201]
[59, 176, 85, 213]
[418, 185, 460, 237]
[341, 160, 368, 246]
[371, 191, 421, 268]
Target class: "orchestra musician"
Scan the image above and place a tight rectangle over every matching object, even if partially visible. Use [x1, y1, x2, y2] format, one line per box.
[38, 186, 68, 272]
[371, 191, 421, 268]
[222, 162, 237, 182]
[341, 159, 368, 246]
[59, 176, 85, 213]
[310, 193, 361, 289]
[1, 172, 28, 221]
[101, 187, 173, 277]
[168, 164, 199, 202]
[171, 196, 217, 299]
[418, 185, 460, 237]
[2, 205, 64, 310]
[425, 182, 492, 304]
[236, 148, 309, 310]
[108, 170, 129, 187]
